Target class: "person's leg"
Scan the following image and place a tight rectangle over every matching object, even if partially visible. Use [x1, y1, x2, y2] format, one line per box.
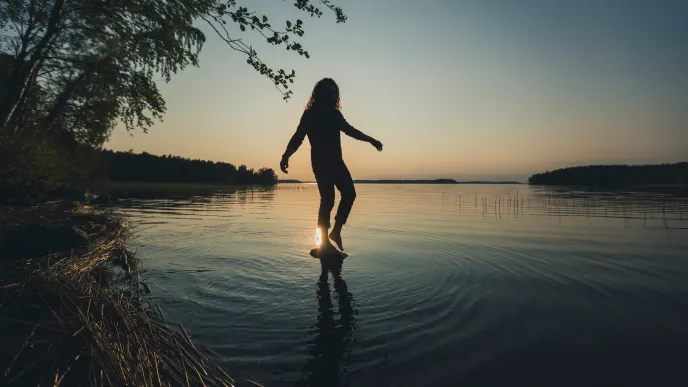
[330, 161, 356, 250]
[315, 170, 337, 251]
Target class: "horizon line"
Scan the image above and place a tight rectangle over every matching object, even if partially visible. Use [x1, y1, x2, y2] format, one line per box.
[278, 178, 524, 184]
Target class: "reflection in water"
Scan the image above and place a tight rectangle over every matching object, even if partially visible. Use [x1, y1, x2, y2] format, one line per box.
[296, 257, 358, 387]
[112, 186, 277, 222]
[441, 186, 688, 228]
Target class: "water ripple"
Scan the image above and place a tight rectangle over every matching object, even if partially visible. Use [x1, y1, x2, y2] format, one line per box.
[114, 184, 688, 387]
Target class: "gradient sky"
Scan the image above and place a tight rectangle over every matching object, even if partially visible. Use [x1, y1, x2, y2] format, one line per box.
[106, 0, 688, 182]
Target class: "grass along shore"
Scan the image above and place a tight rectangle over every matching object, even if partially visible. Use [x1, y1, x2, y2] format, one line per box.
[0, 202, 243, 386]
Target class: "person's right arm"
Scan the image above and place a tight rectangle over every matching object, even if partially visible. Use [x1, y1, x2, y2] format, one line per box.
[280, 111, 309, 173]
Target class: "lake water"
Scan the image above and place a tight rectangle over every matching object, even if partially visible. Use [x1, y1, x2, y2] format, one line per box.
[115, 184, 688, 387]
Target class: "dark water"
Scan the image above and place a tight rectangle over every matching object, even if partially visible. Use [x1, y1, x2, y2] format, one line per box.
[114, 184, 688, 387]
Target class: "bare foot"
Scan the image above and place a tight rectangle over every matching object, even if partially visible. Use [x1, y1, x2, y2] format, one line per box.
[329, 230, 343, 251]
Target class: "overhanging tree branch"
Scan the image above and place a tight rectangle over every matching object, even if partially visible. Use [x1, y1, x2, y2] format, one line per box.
[0, 0, 346, 142]
[204, 0, 345, 101]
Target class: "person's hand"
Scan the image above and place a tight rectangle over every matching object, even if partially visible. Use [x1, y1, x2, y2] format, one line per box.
[371, 139, 383, 152]
[280, 156, 289, 174]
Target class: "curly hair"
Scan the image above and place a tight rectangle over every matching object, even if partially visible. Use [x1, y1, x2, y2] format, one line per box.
[305, 78, 341, 111]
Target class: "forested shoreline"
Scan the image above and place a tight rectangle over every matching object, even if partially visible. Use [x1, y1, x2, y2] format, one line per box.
[529, 163, 688, 186]
[99, 150, 277, 186]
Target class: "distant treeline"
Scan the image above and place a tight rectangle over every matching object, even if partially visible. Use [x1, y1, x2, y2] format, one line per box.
[528, 163, 688, 186]
[352, 179, 521, 184]
[354, 179, 459, 184]
[99, 150, 277, 185]
[277, 179, 522, 184]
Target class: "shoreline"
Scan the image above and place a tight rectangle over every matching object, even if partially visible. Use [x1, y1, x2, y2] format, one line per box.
[0, 202, 238, 386]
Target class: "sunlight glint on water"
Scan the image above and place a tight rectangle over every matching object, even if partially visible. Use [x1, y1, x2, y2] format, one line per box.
[315, 227, 322, 247]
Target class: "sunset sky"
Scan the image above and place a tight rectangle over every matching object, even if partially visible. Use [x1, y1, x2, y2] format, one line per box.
[106, 0, 688, 182]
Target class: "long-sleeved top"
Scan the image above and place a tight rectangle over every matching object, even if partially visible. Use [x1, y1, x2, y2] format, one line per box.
[284, 108, 367, 168]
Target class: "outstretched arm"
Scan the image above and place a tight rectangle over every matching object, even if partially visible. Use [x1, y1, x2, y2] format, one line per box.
[338, 111, 383, 151]
[280, 111, 309, 173]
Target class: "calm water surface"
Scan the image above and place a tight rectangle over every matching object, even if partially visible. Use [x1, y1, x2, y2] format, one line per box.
[115, 184, 688, 387]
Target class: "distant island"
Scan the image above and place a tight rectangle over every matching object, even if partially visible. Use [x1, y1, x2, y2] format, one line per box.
[279, 179, 522, 184]
[529, 163, 688, 186]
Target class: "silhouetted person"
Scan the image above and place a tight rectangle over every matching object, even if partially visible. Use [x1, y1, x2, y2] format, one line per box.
[281, 78, 383, 254]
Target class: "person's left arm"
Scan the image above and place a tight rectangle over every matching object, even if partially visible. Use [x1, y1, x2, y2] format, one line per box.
[338, 111, 383, 151]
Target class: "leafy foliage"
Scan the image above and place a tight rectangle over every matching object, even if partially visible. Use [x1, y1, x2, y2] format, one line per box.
[203, 0, 346, 101]
[0, 0, 343, 196]
[1, 0, 211, 136]
[0, 129, 96, 198]
[0, 0, 345, 134]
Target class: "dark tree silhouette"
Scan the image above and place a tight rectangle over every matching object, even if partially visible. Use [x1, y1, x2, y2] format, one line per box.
[0, 1, 344, 196]
[100, 150, 277, 185]
[528, 163, 688, 186]
[0, 0, 346, 132]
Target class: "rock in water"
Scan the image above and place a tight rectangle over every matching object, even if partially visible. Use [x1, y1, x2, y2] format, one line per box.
[310, 248, 348, 259]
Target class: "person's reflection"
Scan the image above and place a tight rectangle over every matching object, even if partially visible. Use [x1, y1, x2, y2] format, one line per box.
[296, 257, 358, 387]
